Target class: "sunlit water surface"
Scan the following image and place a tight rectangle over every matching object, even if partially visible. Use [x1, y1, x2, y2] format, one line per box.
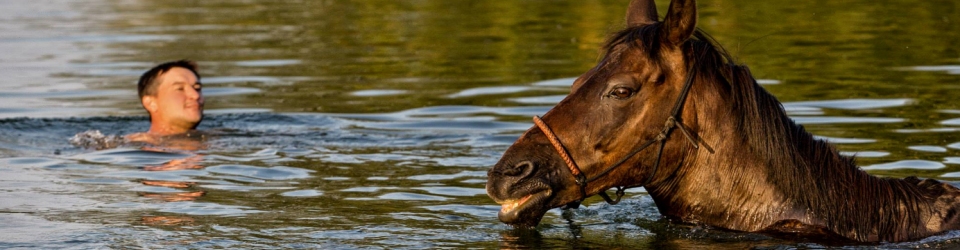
[2, 0, 959, 248]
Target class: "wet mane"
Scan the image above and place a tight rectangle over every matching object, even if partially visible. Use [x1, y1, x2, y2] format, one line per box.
[606, 23, 932, 241]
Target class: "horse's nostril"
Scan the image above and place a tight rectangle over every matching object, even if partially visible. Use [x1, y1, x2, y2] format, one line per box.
[502, 160, 535, 177]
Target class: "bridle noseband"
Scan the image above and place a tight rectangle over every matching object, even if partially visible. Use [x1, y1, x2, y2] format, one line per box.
[532, 59, 715, 209]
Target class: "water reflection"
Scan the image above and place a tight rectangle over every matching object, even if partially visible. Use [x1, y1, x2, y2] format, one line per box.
[67, 129, 323, 225]
[498, 229, 547, 249]
[140, 216, 194, 227]
[897, 65, 960, 75]
[350, 89, 407, 97]
[862, 160, 946, 171]
[136, 134, 206, 225]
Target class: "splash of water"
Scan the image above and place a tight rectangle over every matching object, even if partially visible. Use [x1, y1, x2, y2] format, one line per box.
[69, 130, 125, 150]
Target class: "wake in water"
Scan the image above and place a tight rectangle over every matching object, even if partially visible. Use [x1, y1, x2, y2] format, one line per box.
[69, 130, 125, 150]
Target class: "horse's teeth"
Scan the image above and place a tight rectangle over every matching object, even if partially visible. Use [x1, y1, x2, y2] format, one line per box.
[501, 200, 519, 213]
[500, 195, 532, 213]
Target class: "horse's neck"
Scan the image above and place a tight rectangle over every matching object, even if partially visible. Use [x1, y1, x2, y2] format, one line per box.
[651, 71, 950, 240]
[645, 59, 960, 241]
[744, 122, 950, 241]
[692, 87, 949, 241]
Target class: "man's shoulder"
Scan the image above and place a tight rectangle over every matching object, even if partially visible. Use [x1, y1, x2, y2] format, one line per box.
[125, 132, 158, 144]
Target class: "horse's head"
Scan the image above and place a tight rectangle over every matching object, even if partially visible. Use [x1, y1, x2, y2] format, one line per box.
[487, 0, 726, 227]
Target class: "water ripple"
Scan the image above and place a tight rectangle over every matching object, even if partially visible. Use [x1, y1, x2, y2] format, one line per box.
[202, 87, 261, 97]
[377, 192, 448, 201]
[421, 204, 499, 219]
[407, 170, 487, 181]
[412, 186, 487, 197]
[71, 148, 192, 166]
[945, 157, 960, 165]
[815, 136, 876, 144]
[510, 95, 566, 104]
[842, 151, 890, 158]
[234, 59, 301, 67]
[784, 99, 912, 110]
[201, 185, 297, 192]
[897, 65, 960, 75]
[154, 201, 263, 216]
[103, 169, 206, 182]
[756, 79, 781, 85]
[340, 186, 399, 193]
[448, 86, 532, 98]
[280, 190, 323, 197]
[351, 89, 407, 97]
[942, 118, 960, 126]
[896, 127, 960, 133]
[206, 165, 312, 180]
[908, 145, 948, 153]
[792, 116, 904, 125]
[531, 77, 577, 87]
[0, 157, 64, 168]
[861, 160, 946, 170]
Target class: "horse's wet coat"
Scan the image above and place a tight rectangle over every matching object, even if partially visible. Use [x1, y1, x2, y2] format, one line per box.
[486, 0, 960, 243]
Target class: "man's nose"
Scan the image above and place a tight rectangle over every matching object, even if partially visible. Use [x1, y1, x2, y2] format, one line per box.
[186, 87, 201, 100]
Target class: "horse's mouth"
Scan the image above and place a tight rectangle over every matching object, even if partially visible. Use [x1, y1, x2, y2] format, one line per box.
[495, 189, 552, 227]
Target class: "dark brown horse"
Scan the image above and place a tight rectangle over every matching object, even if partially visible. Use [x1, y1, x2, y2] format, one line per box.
[486, 0, 960, 243]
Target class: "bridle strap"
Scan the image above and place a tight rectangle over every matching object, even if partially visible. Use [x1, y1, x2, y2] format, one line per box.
[532, 116, 583, 179]
[532, 55, 715, 208]
[532, 116, 589, 199]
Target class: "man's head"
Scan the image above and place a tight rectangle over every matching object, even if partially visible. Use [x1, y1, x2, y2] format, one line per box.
[137, 60, 204, 135]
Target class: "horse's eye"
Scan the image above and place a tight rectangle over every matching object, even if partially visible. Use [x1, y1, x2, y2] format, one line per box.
[610, 87, 635, 99]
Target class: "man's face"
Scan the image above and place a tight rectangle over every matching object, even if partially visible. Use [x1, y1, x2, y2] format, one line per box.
[147, 67, 204, 130]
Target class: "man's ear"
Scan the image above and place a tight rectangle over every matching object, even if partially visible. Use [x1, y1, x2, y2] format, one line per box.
[142, 96, 158, 114]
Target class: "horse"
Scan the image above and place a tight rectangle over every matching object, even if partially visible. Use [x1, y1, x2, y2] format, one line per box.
[485, 0, 960, 243]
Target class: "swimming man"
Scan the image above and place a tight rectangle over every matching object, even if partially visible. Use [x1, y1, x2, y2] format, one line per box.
[125, 60, 204, 147]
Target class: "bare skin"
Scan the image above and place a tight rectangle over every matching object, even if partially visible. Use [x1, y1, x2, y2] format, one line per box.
[125, 66, 204, 144]
[117, 64, 209, 223]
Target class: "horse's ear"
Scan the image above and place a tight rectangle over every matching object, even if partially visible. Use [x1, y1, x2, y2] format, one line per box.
[626, 0, 658, 27]
[662, 0, 697, 46]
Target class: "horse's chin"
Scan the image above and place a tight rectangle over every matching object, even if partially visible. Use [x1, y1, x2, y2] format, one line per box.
[495, 189, 553, 227]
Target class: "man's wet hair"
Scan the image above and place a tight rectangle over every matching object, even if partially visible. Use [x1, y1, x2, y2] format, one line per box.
[137, 60, 201, 99]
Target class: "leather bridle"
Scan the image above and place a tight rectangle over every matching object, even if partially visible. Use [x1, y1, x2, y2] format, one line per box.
[532, 56, 715, 209]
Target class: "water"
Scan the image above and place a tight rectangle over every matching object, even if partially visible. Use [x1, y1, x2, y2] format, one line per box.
[1, 0, 959, 248]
